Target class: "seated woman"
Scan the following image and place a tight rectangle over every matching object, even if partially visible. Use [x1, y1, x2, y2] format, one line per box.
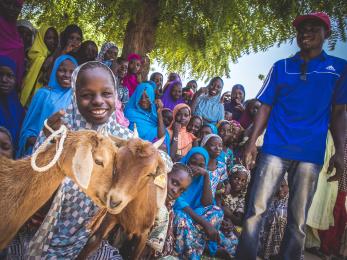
[191, 77, 224, 124]
[187, 115, 203, 138]
[174, 141, 237, 259]
[17, 55, 78, 158]
[161, 79, 184, 110]
[125, 81, 165, 142]
[20, 25, 59, 107]
[144, 163, 193, 259]
[27, 61, 172, 259]
[0, 56, 26, 150]
[218, 165, 251, 240]
[168, 104, 197, 161]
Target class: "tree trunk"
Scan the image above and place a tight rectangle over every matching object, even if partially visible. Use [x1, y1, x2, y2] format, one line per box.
[122, 0, 159, 80]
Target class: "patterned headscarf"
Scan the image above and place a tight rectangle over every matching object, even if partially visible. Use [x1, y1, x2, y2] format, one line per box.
[96, 42, 117, 62]
[230, 164, 251, 184]
[200, 133, 223, 147]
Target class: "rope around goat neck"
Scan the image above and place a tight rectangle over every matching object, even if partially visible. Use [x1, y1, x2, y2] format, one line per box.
[31, 123, 68, 172]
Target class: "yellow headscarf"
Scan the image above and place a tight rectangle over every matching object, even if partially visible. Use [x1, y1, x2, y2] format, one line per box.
[20, 25, 51, 106]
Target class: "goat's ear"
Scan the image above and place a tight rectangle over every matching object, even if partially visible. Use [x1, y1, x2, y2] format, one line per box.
[108, 135, 127, 148]
[72, 143, 94, 189]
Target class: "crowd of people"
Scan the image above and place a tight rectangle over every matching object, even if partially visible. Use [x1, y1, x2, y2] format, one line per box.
[1, 1, 347, 259]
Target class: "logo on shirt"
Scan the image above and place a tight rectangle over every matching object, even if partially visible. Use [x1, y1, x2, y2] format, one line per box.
[325, 65, 336, 71]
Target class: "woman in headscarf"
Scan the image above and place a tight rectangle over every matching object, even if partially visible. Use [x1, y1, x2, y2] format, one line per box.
[97, 42, 118, 67]
[27, 61, 172, 259]
[192, 77, 224, 124]
[17, 55, 78, 158]
[20, 25, 59, 106]
[168, 103, 197, 160]
[123, 53, 142, 96]
[224, 84, 245, 121]
[0, 55, 25, 149]
[16, 19, 36, 53]
[174, 146, 237, 259]
[125, 81, 165, 142]
[160, 79, 184, 110]
[0, 0, 25, 87]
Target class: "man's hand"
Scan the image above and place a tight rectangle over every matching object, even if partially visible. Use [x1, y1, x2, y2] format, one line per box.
[327, 153, 344, 182]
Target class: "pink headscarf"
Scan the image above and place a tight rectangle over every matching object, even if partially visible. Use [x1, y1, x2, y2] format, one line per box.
[0, 15, 24, 85]
[123, 53, 142, 97]
[115, 99, 129, 127]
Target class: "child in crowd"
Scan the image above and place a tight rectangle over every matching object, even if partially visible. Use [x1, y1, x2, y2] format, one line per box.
[217, 120, 235, 173]
[0, 126, 14, 158]
[0, 56, 26, 150]
[17, 55, 78, 157]
[224, 84, 245, 121]
[73, 40, 98, 64]
[97, 42, 118, 67]
[239, 98, 261, 129]
[123, 53, 142, 96]
[161, 108, 173, 127]
[161, 80, 184, 110]
[259, 177, 289, 260]
[111, 57, 129, 106]
[225, 111, 233, 121]
[187, 115, 203, 137]
[168, 104, 196, 161]
[228, 120, 244, 164]
[150, 72, 163, 90]
[182, 86, 194, 105]
[219, 165, 250, 239]
[144, 163, 193, 259]
[198, 123, 218, 146]
[20, 25, 59, 106]
[186, 79, 198, 93]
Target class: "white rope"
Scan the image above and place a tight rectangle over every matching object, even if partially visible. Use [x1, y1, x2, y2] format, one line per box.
[44, 119, 55, 134]
[31, 125, 68, 172]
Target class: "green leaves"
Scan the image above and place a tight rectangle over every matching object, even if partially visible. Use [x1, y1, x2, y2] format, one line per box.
[22, 0, 347, 79]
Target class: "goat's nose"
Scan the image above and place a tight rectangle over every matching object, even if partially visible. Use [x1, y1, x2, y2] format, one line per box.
[109, 199, 122, 209]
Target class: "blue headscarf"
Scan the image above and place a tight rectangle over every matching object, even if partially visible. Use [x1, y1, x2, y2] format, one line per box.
[174, 147, 210, 211]
[193, 77, 224, 124]
[0, 55, 25, 149]
[17, 55, 77, 157]
[124, 82, 159, 142]
[203, 123, 218, 135]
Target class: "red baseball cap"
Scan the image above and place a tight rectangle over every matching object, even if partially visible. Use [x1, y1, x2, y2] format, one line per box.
[293, 12, 331, 32]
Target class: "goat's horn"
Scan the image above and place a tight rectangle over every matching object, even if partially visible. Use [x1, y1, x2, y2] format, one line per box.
[153, 136, 165, 149]
[133, 123, 139, 138]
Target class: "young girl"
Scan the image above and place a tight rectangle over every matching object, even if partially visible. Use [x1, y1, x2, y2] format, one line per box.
[187, 115, 203, 137]
[239, 99, 261, 129]
[17, 55, 78, 157]
[20, 25, 59, 106]
[219, 165, 251, 239]
[150, 72, 163, 90]
[144, 163, 193, 259]
[27, 61, 172, 259]
[197, 123, 218, 146]
[259, 177, 289, 260]
[161, 108, 173, 127]
[111, 57, 129, 106]
[124, 81, 165, 142]
[97, 42, 118, 67]
[0, 126, 13, 158]
[224, 84, 245, 121]
[161, 80, 184, 110]
[73, 40, 98, 64]
[123, 53, 142, 97]
[168, 104, 196, 160]
[217, 120, 235, 173]
[174, 145, 236, 259]
[0, 56, 26, 149]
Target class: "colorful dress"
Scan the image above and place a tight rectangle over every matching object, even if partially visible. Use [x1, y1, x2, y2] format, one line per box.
[259, 195, 288, 259]
[174, 159, 237, 259]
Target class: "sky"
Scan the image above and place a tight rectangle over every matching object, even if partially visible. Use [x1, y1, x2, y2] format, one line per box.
[152, 39, 347, 100]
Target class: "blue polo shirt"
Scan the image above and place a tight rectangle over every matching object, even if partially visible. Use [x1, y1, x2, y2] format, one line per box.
[257, 51, 347, 164]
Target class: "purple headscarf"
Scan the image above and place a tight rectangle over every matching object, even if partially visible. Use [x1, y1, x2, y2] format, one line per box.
[161, 79, 184, 110]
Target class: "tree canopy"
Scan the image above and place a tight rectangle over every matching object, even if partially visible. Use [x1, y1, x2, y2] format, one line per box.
[22, 0, 347, 79]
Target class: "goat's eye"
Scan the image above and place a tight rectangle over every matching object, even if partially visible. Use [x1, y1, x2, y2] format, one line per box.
[94, 159, 104, 167]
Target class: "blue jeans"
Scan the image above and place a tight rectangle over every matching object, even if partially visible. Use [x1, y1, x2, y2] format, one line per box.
[236, 153, 322, 260]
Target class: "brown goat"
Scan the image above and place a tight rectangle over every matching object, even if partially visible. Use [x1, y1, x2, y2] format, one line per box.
[0, 130, 118, 250]
[77, 138, 167, 260]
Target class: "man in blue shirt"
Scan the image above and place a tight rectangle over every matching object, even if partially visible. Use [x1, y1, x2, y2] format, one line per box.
[236, 12, 347, 260]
